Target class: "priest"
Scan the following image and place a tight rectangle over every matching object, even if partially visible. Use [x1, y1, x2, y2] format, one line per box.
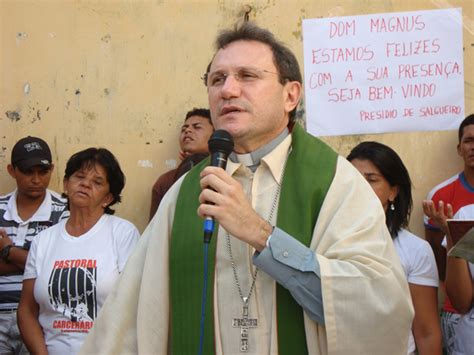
[81, 22, 413, 355]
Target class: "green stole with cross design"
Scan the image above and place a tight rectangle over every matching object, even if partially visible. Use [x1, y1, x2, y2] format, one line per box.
[169, 123, 337, 354]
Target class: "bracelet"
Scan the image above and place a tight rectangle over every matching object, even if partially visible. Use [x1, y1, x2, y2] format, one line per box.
[0, 245, 14, 263]
[265, 226, 275, 248]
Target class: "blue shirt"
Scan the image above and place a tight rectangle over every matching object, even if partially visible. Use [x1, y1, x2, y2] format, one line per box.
[253, 227, 324, 324]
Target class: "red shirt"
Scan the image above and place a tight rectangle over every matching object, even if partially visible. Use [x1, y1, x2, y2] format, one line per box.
[424, 172, 474, 312]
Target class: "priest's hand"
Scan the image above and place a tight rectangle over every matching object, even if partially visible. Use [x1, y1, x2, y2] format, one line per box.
[198, 166, 272, 252]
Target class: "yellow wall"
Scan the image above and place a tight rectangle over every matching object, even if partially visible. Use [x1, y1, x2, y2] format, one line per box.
[1, 0, 473, 236]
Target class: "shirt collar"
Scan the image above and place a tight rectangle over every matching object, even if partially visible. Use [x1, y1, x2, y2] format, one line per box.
[4, 189, 53, 223]
[227, 129, 292, 184]
[229, 128, 289, 172]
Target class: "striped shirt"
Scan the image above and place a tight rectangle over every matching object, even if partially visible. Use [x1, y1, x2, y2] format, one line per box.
[0, 189, 68, 310]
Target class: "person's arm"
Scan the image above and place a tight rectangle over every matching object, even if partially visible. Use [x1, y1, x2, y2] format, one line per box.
[17, 278, 48, 355]
[0, 229, 22, 274]
[445, 231, 474, 313]
[0, 260, 22, 275]
[4, 247, 28, 270]
[0, 230, 28, 273]
[253, 228, 324, 324]
[425, 228, 447, 281]
[423, 200, 452, 280]
[445, 258, 473, 313]
[149, 182, 162, 221]
[150, 170, 176, 222]
[410, 284, 442, 355]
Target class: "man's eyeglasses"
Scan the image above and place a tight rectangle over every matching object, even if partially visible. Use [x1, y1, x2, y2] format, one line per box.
[202, 67, 279, 87]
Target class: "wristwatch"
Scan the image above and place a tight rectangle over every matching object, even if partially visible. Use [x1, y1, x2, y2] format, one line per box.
[0, 245, 14, 262]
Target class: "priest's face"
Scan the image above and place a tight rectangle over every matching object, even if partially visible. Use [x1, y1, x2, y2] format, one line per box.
[206, 40, 300, 154]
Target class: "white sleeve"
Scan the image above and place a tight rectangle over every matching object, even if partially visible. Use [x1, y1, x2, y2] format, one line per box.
[454, 204, 474, 219]
[23, 233, 40, 280]
[115, 220, 140, 272]
[407, 241, 439, 287]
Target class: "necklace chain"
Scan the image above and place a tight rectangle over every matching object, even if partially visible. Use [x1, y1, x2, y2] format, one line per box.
[225, 152, 289, 305]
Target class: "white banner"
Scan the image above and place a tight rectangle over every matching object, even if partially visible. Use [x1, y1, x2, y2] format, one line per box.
[303, 8, 464, 136]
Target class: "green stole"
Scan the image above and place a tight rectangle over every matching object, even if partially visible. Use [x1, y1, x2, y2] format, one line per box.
[169, 124, 337, 354]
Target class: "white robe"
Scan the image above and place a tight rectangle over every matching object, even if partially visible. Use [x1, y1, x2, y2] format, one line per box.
[80, 135, 413, 355]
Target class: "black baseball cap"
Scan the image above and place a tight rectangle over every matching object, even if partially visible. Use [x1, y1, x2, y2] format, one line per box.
[11, 136, 52, 171]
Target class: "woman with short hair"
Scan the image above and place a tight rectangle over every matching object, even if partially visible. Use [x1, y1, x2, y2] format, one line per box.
[17, 147, 139, 355]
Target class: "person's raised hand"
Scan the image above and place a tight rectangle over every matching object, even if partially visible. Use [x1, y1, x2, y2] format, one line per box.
[422, 199, 453, 235]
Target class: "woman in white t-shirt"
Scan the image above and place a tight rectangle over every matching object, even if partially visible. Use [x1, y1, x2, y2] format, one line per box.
[348, 141, 442, 355]
[17, 148, 139, 355]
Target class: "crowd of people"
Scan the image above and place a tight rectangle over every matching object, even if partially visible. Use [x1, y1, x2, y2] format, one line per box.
[0, 21, 472, 355]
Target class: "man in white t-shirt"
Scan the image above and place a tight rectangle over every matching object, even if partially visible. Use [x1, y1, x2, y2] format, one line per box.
[0, 136, 68, 354]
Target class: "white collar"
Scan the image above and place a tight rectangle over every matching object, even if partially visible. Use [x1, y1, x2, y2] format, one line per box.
[229, 128, 289, 172]
[4, 189, 53, 223]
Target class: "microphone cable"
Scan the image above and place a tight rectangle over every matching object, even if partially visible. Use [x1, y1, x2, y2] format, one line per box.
[198, 243, 210, 355]
[199, 129, 234, 354]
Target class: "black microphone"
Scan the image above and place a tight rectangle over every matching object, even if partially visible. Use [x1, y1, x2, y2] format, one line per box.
[203, 129, 234, 243]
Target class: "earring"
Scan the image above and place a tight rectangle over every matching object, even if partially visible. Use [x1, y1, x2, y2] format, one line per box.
[390, 202, 395, 211]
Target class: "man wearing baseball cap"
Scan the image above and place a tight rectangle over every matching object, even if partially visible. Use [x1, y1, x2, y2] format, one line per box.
[0, 136, 68, 354]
